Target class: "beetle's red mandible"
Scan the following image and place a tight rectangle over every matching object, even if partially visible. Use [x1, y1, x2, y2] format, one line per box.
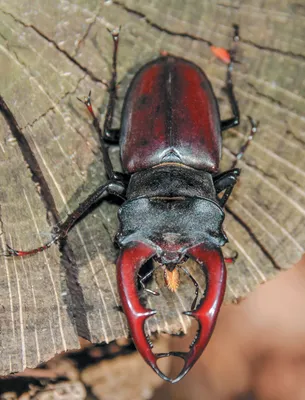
[117, 243, 226, 383]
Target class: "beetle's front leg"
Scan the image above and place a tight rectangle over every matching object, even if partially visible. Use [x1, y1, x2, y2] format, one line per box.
[6, 180, 126, 257]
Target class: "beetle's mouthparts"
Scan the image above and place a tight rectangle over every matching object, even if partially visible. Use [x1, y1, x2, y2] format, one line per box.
[160, 250, 184, 264]
[117, 242, 226, 383]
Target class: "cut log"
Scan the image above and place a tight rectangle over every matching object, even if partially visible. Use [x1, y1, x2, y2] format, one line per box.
[0, 0, 304, 375]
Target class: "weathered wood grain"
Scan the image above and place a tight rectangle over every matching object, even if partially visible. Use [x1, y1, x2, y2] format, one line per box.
[0, 0, 304, 374]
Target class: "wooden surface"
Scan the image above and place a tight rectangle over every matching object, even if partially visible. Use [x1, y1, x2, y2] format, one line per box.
[0, 0, 304, 375]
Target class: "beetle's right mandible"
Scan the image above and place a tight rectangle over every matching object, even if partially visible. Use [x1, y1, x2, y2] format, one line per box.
[116, 243, 163, 374]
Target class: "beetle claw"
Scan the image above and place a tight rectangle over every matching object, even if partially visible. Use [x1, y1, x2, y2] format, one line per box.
[183, 310, 192, 317]
[4, 244, 17, 257]
[77, 90, 95, 116]
[107, 26, 121, 40]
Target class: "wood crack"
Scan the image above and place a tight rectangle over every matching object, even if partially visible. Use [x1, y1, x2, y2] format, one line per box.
[113, 1, 305, 62]
[247, 82, 286, 108]
[0, 9, 107, 85]
[112, 0, 213, 45]
[72, 5, 101, 58]
[217, 3, 241, 10]
[0, 96, 91, 341]
[224, 145, 278, 180]
[241, 160, 277, 180]
[23, 75, 86, 130]
[247, 82, 304, 119]
[225, 205, 281, 270]
[243, 38, 305, 62]
[285, 129, 305, 148]
[282, 172, 305, 192]
[0, 205, 4, 238]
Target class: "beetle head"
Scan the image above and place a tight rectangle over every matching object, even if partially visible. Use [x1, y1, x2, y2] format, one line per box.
[117, 196, 227, 257]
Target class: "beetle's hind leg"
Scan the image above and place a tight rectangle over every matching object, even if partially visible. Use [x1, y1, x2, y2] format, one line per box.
[230, 116, 259, 168]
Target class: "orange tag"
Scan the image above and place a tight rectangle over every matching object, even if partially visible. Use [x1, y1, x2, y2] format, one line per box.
[210, 45, 231, 64]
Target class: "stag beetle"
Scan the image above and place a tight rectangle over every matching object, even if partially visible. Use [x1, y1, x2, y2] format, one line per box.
[7, 26, 257, 383]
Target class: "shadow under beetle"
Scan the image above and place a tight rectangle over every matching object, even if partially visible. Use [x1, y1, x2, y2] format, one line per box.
[7, 26, 258, 383]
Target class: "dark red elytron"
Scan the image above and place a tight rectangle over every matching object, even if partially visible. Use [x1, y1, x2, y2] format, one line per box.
[7, 27, 257, 382]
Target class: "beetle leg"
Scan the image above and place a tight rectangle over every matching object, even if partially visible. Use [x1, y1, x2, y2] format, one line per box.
[6, 180, 126, 257]
[77, 93, 120, 144]
[104, 27, 120, 141]
[210, 25, 239, 65]
[230, 116, 259, 168]
[138, 269, 160, 296]
[78, 28, 121, 179]
[230, 24, 240, 62]
[78, 89, 117, 180]
[220, 62, 240, 131]
[102, 27, 121, 177]
[104, 128, 120, 144]
[220, 25, 240, 131]
[213, 168, 240, 207]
